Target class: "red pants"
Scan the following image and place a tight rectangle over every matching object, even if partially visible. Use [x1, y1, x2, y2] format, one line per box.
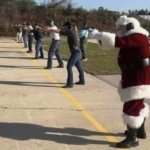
[123, 99, 145, 116]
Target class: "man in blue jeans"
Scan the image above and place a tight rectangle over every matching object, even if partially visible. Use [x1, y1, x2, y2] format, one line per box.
[63, 20, 85, 88]
[44, 21, 64, 69]
[22, 22, 28, 48]
[32, 26, 44, 59]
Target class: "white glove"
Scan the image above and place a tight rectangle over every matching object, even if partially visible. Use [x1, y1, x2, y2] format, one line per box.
[88, 28, 102, 40]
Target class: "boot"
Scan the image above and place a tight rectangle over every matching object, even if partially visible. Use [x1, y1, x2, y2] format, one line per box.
[124, 125, 129, 136]
[116, 127, 139, 148]
[137, 119, 146, 139]
[75, 81, 85, 85]
[46, 59, 52, 69]
[124, 119, 146, 139]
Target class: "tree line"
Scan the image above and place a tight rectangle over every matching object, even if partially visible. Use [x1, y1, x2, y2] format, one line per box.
[0, 0, 150, 36]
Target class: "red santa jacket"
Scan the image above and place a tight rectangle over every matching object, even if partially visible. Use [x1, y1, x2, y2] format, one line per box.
[89, 27, 150, 102]
[115, 29, 150, 102]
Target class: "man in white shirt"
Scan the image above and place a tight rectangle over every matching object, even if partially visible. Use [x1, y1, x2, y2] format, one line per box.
[45, 21, 64, 69]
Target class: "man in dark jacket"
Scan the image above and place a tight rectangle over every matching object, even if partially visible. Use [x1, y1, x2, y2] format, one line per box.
[26, 23, 33, 53]
[63, 20, 85, 88]
[32, 26, 44, 59]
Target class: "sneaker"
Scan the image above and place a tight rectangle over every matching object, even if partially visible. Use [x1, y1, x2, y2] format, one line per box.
[82, 58, 88, 61]
[39, 56, 44, 58]
[26, 50, 32, 53]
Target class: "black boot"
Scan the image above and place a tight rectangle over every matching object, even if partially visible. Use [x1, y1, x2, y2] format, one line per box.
[116, 127, 139, 148]
[75, 81, 85, 85]
[124, 119, 146, 139]
[137, 119, 146, 139]
[124, 125, 129, 136]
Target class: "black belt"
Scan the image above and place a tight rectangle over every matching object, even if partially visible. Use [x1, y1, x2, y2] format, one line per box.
[140, 58, 150, 66]
[120, 58, 150, 71]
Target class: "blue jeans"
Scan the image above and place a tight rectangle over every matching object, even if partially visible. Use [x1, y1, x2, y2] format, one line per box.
[47, 39, 64, 68]
[23, 35, 28, 48]
[66, 50, 85, 86]
[28, 35, 33, 51]
[35, 38, 44, 58]
[80, 38, 87, 59]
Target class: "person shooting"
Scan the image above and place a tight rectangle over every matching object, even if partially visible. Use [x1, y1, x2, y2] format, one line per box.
[89, 15, 150, 148]
[43, 20, 64, 69]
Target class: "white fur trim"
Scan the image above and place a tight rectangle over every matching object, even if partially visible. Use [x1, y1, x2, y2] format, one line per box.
[88, 30, 116, 49]
[88, 29, 102, 40]
[118, 82, 150, 102]
[116, 15, 128, 26]
[126, 17, 140, 28]
[101, 32, 116, 49]
[125, 27, 149, 37]
[122, 103, 149, 128]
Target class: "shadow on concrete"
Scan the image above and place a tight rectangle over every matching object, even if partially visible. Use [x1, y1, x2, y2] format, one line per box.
[0, 47, 23, 49]
[0, 50, 25, 53]
[0, 41, 15, 43]
[0, 65, 44, 69]
[0, 122, 118, 146]
[0, 56, 47, 60]
[0, 56, 32, 59]
[0, 80, 65, 88]
[0, 81, 65, 88]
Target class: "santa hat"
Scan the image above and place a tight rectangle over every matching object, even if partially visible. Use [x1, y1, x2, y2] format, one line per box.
[116, 15, 141, 28]
[126, 17, 141, 28]
[116, 15, 128, 27]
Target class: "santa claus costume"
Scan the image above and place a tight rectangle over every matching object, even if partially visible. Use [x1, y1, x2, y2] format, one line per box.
[89, 16, 150, 148]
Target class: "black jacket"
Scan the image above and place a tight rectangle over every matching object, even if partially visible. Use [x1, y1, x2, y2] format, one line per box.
[32, 29, 43, 40]
[66, 29, 80, 53]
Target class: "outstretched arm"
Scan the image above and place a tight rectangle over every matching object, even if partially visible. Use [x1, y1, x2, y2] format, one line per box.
[88, 28, 102, 40]
[88, 28, 116, 49]
[44, 27, 60, 33]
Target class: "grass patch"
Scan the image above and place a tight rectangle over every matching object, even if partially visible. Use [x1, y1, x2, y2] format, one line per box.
[43, 36, 121, 75]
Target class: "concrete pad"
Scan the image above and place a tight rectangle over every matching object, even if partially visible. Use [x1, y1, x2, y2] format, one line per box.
[0, 38, 149, 150]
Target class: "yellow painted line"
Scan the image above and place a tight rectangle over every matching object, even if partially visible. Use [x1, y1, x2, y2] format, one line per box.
[22, 48, 118, 143]
[60, 88, 118, 142]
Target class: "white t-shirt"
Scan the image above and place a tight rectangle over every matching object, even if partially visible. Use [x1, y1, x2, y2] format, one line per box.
[50, 26, 60, 40]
